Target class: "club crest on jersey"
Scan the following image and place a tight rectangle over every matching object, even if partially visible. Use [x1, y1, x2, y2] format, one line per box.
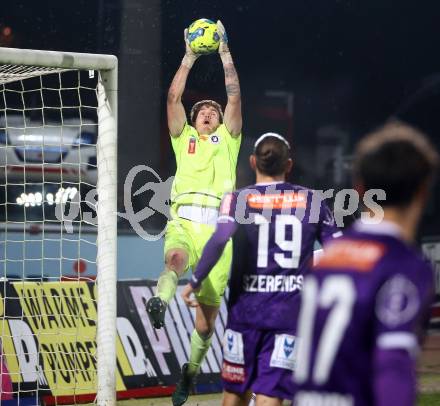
[270, 334, 297, 371]
[375, 274, 420, 327]
[210, 134, 220, 144]
[188, 137, 196, 154]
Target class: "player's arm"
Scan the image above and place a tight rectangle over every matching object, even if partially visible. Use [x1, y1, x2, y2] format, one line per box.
[373, 348, 416, 406]
[217, 20, 242, 137]
[372, 268, 434, 406]
[318, 199, 343, 244]
[167, 29, 199, 137]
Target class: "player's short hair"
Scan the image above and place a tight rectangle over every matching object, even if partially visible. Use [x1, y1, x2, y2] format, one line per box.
[190, 100, 224, 125]
[254, 132, 291, 176]
[353, 120, 439, 207]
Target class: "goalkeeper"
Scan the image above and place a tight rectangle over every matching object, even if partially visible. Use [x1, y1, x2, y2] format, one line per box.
[146, 20, 242, 406]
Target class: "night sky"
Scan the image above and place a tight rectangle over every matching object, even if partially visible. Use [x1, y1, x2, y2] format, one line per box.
[2, 0, 440, 235]
[163, 1, 440, 135]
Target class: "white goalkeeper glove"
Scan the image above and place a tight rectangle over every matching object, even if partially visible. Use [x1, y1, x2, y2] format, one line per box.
[217, 20, 233, 65]
[181, 28, 199, 69]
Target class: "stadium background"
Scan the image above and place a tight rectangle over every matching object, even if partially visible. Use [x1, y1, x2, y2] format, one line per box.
[2, 0, 440, 404]
[3, 0, 440, 238]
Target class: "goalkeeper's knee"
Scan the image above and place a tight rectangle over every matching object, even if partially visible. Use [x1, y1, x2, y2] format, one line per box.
[165, 248, 188, 275]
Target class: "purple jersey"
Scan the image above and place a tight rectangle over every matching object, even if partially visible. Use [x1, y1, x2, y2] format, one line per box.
[293, 221, 435, 406]
[220, 182, 340, 331]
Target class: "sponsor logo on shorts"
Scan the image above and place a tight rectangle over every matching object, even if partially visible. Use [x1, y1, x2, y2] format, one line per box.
[223, 329, 245, 365]
[270, 334, 298, 371]
[222, 361, 245, 383]
[294, 391, 354, 406]
[243, 274, 303, 293]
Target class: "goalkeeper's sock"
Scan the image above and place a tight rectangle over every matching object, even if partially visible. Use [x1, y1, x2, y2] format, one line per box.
[156, 269, 178, 304]
[188, 329, 212, 376]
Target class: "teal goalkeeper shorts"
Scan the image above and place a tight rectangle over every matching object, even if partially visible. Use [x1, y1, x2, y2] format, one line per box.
[164, 216, 232, 307]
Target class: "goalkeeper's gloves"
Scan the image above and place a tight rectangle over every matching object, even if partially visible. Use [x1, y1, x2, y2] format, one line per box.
[181, 28, 199, 69]
[217, 20, 233, 65]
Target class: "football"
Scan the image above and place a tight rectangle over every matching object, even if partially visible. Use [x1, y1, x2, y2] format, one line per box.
[187, 18, 220, 55]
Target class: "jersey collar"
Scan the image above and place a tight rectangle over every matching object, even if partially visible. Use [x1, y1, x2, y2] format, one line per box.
[255, 181, 285, 186]
[353, 219, 403, 238]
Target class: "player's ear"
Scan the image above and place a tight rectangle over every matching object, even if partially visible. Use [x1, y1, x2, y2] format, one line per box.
[414, 180, 430, 207]
[354, 180, 365, 201]
[249, 154, 257, 171]
[285, 158, 293, 175]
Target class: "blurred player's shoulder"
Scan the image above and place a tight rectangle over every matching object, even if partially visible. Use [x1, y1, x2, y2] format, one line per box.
[314, 220, 430, 276]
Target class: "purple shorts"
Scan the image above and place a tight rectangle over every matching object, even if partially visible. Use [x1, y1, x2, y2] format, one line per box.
[221, 326, 297, 399]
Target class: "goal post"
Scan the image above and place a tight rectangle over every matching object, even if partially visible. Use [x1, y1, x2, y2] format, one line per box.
[0, 47, 118, 405]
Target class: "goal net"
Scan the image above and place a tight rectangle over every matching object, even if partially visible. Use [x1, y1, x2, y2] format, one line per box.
[0, 48, 117, 405]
